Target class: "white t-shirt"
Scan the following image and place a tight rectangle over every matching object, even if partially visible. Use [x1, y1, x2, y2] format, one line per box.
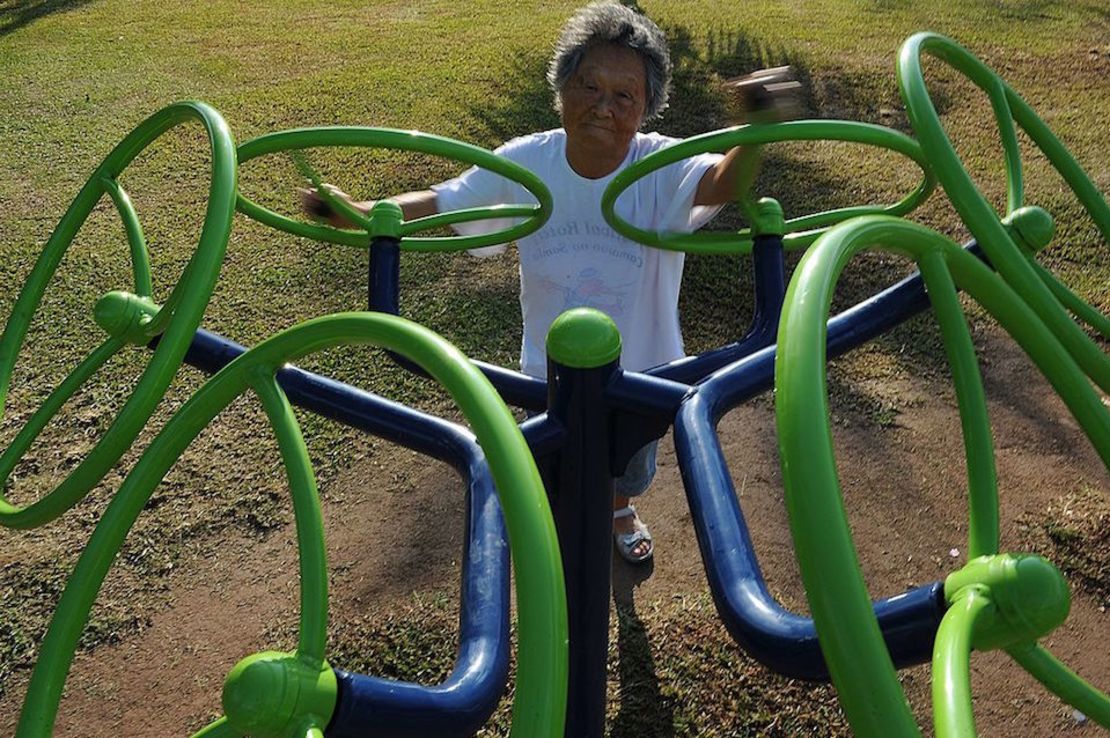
[433, 129, 722, 378]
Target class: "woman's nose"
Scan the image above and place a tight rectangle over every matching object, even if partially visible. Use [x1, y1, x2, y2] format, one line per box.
[593, 92, 616, 116]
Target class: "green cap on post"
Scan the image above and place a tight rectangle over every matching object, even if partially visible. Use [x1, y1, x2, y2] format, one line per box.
[546, 308, 622, 369]
[222, 650, 337, 737]
[1002, 205, 1055, 254]
[747, 197, 786, 238]
[368, 200, 404, 240]
[93, 290, 161, 345]
[944, 553, 1071, 651]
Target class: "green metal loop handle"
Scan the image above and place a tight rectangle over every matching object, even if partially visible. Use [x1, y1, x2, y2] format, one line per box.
[0, 101, 236, 530]
[897, 32, 1110, 392]
[17, 312, 567, 738]
[932, 587, 993, 737]
[236, 127, 553, 251]
[601, 119, 935, 254]
[775, 214, 1110, 737]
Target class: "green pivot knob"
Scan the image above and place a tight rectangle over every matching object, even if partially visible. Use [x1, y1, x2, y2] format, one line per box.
[222, 651, 337, 737]
[944, 553, 1070, 651]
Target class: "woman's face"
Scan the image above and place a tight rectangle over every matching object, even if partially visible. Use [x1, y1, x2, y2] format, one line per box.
[559, 43, 647, 159]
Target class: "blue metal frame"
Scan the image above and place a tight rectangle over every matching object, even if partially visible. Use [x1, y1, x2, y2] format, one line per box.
[542, 353, 619, 738]
[174, 328, 512, 738]
[361, 230, 988, 691]
[157, 230, 989, 736]
[651, 233, 787, 384]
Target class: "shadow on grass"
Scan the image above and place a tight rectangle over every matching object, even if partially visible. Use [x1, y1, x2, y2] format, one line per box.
[611, 559, 673, 738]
[468, 23, 816, 145]
[0, 0, 96, 37]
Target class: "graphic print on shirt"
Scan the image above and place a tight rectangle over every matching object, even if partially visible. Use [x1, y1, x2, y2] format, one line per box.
[522, 218, 642, 318]
[539, 267, 634, 316]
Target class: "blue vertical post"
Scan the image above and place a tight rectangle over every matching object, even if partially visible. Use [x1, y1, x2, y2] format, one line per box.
[368, 240, 401, 313]
[545, 308, 623, 738]
[367, 200, 404, 313]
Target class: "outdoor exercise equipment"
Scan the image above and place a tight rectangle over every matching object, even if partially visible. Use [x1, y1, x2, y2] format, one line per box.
[1, 117, 568, 738]
[352, 115, 954, 736]
[776, 215, 1109, 737]
[0, 101, 235, 529]
[237, 127, 552, 251]
[602, 119, 934, 254]
[18, 311, 567, 738]
[898, 32, 1110, 393]
[768, 34, 1110, 737]
[2, 29, 1107, 738]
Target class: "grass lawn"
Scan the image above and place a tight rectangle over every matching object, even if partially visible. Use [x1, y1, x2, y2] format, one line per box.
[0, 0, 1107, 735]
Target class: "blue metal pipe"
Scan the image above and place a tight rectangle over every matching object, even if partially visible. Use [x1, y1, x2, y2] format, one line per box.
[175, 328, 511, 738]
[546, 352, 621, 738]
[706, 249, 937, 409]
[661, 241, 992, 677]
[369, 235, 548, 410]
[673, 390, 945, 679]
[651, 233, 786, 384]
[328, 452, 511, 737]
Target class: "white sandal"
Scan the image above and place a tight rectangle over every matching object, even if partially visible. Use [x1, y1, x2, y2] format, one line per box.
[613, 505, 653, 563]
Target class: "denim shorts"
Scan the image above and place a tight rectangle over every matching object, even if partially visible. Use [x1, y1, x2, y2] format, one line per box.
[615, 440, 658, 498]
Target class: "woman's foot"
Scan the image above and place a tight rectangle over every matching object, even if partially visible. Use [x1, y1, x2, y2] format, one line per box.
[613, 504, 653, 563]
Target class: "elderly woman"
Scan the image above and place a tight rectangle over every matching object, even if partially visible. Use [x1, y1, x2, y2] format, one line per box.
[305, 1, 761, 563]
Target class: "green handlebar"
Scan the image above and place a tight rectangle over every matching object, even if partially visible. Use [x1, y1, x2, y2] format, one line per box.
[0, 101, 236, 530]
[601, 119, 935, 254]
[775, 214, 1110, 737]
[236, 126, 552, 251]
[897, 32, 1110, 392]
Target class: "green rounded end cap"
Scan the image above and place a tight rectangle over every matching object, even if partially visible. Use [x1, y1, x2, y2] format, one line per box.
[1005, 554, 1070, 639]
[947, 553, 1071, 651]
[222, 651, 337, 737]
[546, 308, 621, 368]
[368, 200, 404, 239]
[93, 291, 160, 345]
[1004, 205, 1055, 254]
[223, 651, 290, 735]
[748, 197, 785, 238]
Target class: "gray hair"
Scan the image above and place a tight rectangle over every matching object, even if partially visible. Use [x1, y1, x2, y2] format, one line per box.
[547, 2, 672, 124]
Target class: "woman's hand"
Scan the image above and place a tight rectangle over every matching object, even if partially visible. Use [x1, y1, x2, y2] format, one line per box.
[723, 66, 805, 124]
[298, 184, 371, 228]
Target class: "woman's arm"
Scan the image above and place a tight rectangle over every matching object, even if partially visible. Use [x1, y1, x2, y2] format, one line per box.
[300, 187, 439, 227]
[693, 145, 761, 206]
[693, 66, 805, 207]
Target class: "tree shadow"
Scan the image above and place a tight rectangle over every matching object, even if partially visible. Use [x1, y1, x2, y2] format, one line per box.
[976, 0, 1057, 21]
[610, 559, 674, 738]
[0, 0, 97, 37]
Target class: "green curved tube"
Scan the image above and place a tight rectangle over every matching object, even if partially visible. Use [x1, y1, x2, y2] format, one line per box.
[0, 101, 236, 530]
[915, 252, 999, 557]
[601, 119, 936, 254]
[775, 214, 1110, 737]
[236, 126, 552, 251]
[1031, 260, 1110, 340]
[0, 336, 124, 508]
[18, 312, 566, 738]
[99, 177, 153, 297]
[251, 374, 329, 665]
[189, 716, 240, 738]
[933, 589, 993, 738]
[897, 32, 1110, 393]
[1008, 643, 1110, 728]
